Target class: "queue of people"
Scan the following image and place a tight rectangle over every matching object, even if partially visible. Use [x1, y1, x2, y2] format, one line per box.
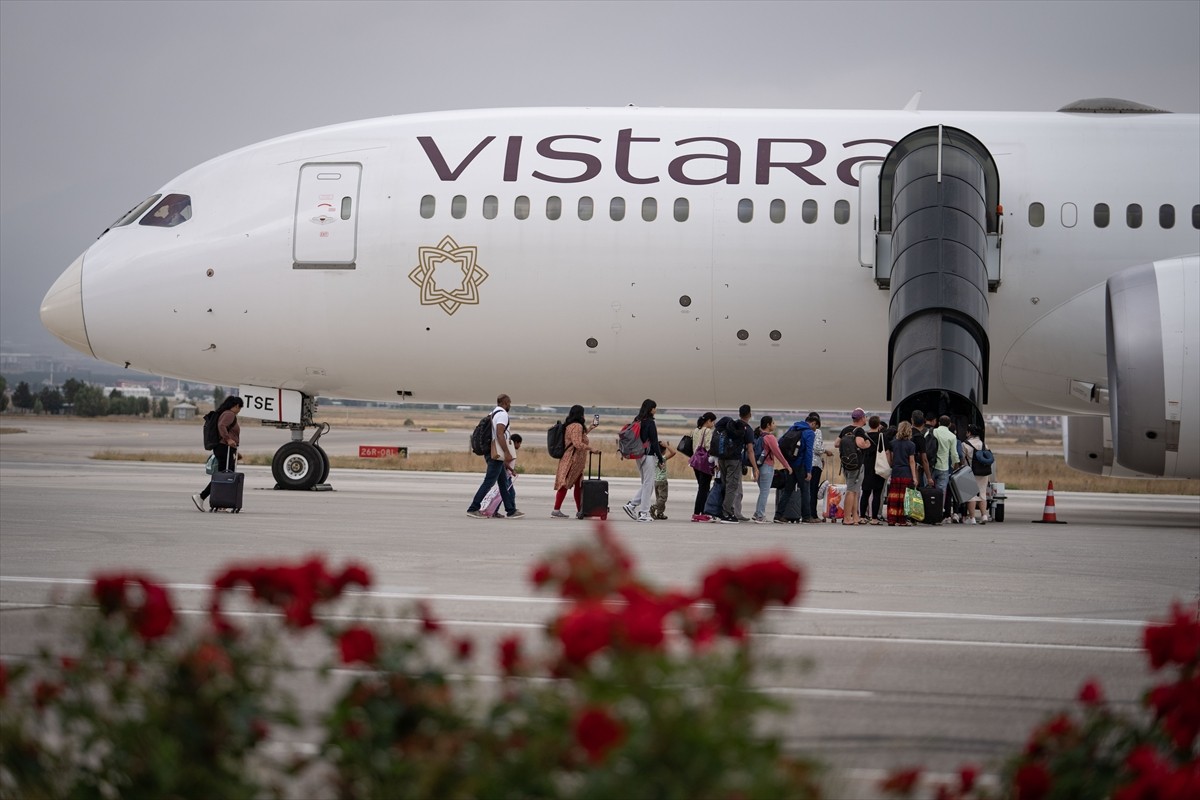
[465, 393, 995, 525]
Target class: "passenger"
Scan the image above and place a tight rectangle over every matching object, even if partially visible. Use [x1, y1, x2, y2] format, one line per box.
[718, 405, 758, 524]
[836, 409, 871, 525]
[886, 421, 918, 526]
[805, 412, 831, 523]
[551, 406, 601, 518]
[931, 415, 959, 524]
[859, 414, 887, 525]
[467, 394, 523, 519]
[752, 415, 792, 523]
[690, 412, 717, 522]
[482, 434, 522, 517]
[774, 416, 815, 524]
[650, 439, 679, 520]
[961, 423, 991, 524]
[193, 395, 243, 512]
[622, 399, 663, 523]
[910, 410, 935, 489]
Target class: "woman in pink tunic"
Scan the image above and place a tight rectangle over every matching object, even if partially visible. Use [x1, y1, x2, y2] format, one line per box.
[552, 405, 600, 517]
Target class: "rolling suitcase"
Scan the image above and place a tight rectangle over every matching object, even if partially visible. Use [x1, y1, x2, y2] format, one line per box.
[208, 449, 244, 512]
[919, 485, 944, 524]
[948, 464, 978, 506]
[579, 452, 609, 520]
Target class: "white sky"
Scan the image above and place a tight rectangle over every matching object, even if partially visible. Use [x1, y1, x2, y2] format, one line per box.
[2, 0, 1197, 355]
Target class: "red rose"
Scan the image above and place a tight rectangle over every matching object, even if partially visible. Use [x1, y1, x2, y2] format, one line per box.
[558, 603, 614, 664]
[1013, 763, 1052, 800]
[1143, 602, 1200, 670]
[417, 601, 441, 634]
[573, 706, 624, 763]
[335, 563, 371, 592]
[529, 561, 553, 587]
[1078, 677, 1105, 706]
[338, 626, 378, 665]
[958, 764, 979, 793]
[498, 635, 521, 675]
[879, 767, 921, 795]
[189, 640, 233, 681]
[93, 575, 128, 614]
[454, 637, 474, 662]
[133, 580, 175, 640]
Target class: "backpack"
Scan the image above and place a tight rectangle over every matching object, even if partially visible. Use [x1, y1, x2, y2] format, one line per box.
[547, 421, 566, 459]
[924, 428, 940, 463]
[202, 410, 220, 451]
[970, 442, 995, 476]
[617, 420, 645, 459]
[717, 419, 747, 460]
[751, 432, 766, 466]
[677, 433, 694, 457]
[839, 429, 860, 473]
[470, 410, 499, 456]
[778, 427, 803, 462]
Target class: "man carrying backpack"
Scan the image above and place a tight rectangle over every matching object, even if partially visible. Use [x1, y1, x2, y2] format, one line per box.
[836, 408, 872, 525]
[467, 394, 524, 519]
[716, 405, 757, 524]
[773, 416, 815, 523]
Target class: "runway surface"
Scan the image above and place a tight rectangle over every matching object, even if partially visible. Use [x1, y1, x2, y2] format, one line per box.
[1, 420, 1197, 795]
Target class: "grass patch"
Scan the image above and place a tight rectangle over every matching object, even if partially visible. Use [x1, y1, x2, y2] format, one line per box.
[0, 427, 27, 435]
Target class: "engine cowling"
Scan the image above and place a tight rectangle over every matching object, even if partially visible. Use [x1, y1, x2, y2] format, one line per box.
[1062, 415, 1156, 477]
[1105, 256, 1199, 478]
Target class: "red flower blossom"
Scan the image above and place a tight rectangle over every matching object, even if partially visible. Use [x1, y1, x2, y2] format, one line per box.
[531, 522, 637, 601]
[188, 640, 233, 681]
[454, 637, 474, 662]
[1013, 762, 1052, 800]
[33, 680, 61, 710]
[573, 706, 625, 763]
[1143, 602, 1200, 670]
[558, 603, 615, 664]
[1078, 677, 1105, 706]
[498, 635, 522, 675]
[338, 626, 378, 665]
[958, 764, 979, 793]
[1147, 675, 1200, 750]
[92, 574, 175, 641]
[93, 575, 127, 614]
[417, 601, 441, 634]
[210, 556, 370, 631]
[1114, 744, 1200, 800]
[879, 766, 922, 795]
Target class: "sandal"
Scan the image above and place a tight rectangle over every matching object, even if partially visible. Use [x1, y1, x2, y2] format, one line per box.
[857, 519, 869, 525]
[869, 519, 881, 525]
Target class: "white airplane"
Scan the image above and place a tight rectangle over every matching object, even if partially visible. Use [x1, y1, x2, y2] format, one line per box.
[40, 99, 1199, 489]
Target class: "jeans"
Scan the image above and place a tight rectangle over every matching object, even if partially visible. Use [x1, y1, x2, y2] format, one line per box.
[704, 478, 725, 517]
[934, 468, 950, 515]
[468, 457, 515, 515]
[754, 464, 775, 520]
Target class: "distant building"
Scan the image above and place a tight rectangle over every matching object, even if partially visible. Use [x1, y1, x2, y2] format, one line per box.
[172, 403, 198, 420]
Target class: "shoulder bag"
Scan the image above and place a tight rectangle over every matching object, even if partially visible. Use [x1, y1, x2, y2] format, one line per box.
[874, 433, 892, 479]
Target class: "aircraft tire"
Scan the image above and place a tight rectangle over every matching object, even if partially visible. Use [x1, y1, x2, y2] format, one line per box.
[315, 444, 331, 485]
[273, 441, 322, 491]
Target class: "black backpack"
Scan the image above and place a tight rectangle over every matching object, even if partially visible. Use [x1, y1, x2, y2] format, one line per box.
[839, 430, 860, 472]
[778, 427, 802, 462]
[718, 419, 747, 460]
[202, 410, 220, 451]
[470, 411, 499, 456]
[547, 421, 566, 459]
[970, 443, 995, 475]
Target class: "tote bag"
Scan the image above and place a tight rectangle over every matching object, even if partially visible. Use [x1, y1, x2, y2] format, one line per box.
[874, 434, 892, 479]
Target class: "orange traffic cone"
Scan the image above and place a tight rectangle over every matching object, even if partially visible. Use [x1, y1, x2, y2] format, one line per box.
[1032, 480, 1067, 524]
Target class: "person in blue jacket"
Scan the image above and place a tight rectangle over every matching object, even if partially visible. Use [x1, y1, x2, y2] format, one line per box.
[773, 418, 815, 523]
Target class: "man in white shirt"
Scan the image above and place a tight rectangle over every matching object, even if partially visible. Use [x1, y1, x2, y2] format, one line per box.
[467, 394, 524, 519]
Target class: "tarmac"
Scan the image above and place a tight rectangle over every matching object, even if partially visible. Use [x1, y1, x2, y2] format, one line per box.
[1, 418, 1197, 795]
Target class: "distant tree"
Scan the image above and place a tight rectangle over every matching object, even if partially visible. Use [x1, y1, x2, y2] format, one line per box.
[38, 387, 64, 415]
[0, 375, 7, 412]
[155, 398, 169, 418]
[137, 397, 151, 416]
[12, 381, 34, 410]
[213, 386, 226, 406]
[32, 398, 44, 415]
[73, 384, 109, 417]
[61, 378, 85, 404]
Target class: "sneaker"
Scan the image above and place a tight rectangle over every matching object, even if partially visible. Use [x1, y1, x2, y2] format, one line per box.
[719, 516, 739, 524]
[551, 509, 569, 518]
[737, 515, 751, 522]
[752, 517, 767, 524]
[506, 510, 526, 519]
[692, 514, 712, 522]
[466, 510, 487, 519]
[623, 502, 637, 520]
[191, 493, 206, 512]
[637, 513, 652, 522]
[967, 518, 977, 524]
[659, 514, 668, 521]
[772, 517, 785, 524]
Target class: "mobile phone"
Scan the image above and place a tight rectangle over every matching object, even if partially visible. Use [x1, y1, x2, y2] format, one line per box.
[593, 414, 600, 425]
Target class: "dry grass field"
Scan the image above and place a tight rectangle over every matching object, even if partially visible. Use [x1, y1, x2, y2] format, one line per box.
[85, 406, 1199, 495]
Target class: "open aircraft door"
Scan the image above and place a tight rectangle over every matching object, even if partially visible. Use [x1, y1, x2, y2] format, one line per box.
[293, 163, 362, 269]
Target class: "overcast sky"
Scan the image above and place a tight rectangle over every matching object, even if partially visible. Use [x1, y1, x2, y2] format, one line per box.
[2, 0, 1197, 357]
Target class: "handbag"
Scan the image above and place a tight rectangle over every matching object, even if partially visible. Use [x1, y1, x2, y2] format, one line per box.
[904, 487, 925, 521]
[205, 453, 218, 475]
[677, 433, 695, 457]
[688, 445, 713, 475]
[874, 433, 892, 479]
[771, 469, 788, 489]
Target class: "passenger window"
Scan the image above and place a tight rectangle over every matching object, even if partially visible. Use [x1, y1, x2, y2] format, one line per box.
[420, 195, 435, 219]
[802, 199, 818, 224]
[673, 198, 689, 222]
[109, 195, 162, 229]
[1159, 204, 1174, 229]
[514, 196, 530, 220]
[579, 197, 594, 221]
[451, 195, 467, 220]
[1028, 202, 1045, 227]
[834, 199, 850, 224]
[610, 197, 626, 221]
[642, 198, 657, 222]
[1191, 204, 1199, 229]
[738, 199, 753, 223]
[139, 193, 192, 228]
[547, 196, 562, 221]
[1094, 203, 1110, 228]
[770, 199, 785, 223]
[482, 195, 498, 220]
[1126, 203, 1142, 229]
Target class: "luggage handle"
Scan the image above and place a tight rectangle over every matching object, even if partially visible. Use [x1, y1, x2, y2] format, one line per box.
[588, 451, 601, 480]
[223, 446, 236, 473]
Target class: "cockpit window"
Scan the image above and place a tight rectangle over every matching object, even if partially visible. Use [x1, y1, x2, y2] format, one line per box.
[103, 195, 162, 235]
[139, 193, 192, 228]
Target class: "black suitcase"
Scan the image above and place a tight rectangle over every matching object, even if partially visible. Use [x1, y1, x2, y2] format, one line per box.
[209, 450, 244, 512]
[919, 485, 944, 524]
[579, 453, 609, 520]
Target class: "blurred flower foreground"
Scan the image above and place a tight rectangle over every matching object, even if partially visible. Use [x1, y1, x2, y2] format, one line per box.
[1, 522, 1195, 800]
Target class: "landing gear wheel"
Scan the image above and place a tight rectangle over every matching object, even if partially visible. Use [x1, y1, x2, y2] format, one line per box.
[315, 444, 330, 485]
[273, 441, 323, 491]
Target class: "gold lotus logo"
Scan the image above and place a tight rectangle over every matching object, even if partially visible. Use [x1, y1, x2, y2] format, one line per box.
[408, 236, 489, 315]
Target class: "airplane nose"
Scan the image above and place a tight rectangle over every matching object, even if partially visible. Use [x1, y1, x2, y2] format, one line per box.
[40, 252, 94, 357]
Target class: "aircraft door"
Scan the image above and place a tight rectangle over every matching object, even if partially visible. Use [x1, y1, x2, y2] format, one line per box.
[293, 163, 362, 269]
